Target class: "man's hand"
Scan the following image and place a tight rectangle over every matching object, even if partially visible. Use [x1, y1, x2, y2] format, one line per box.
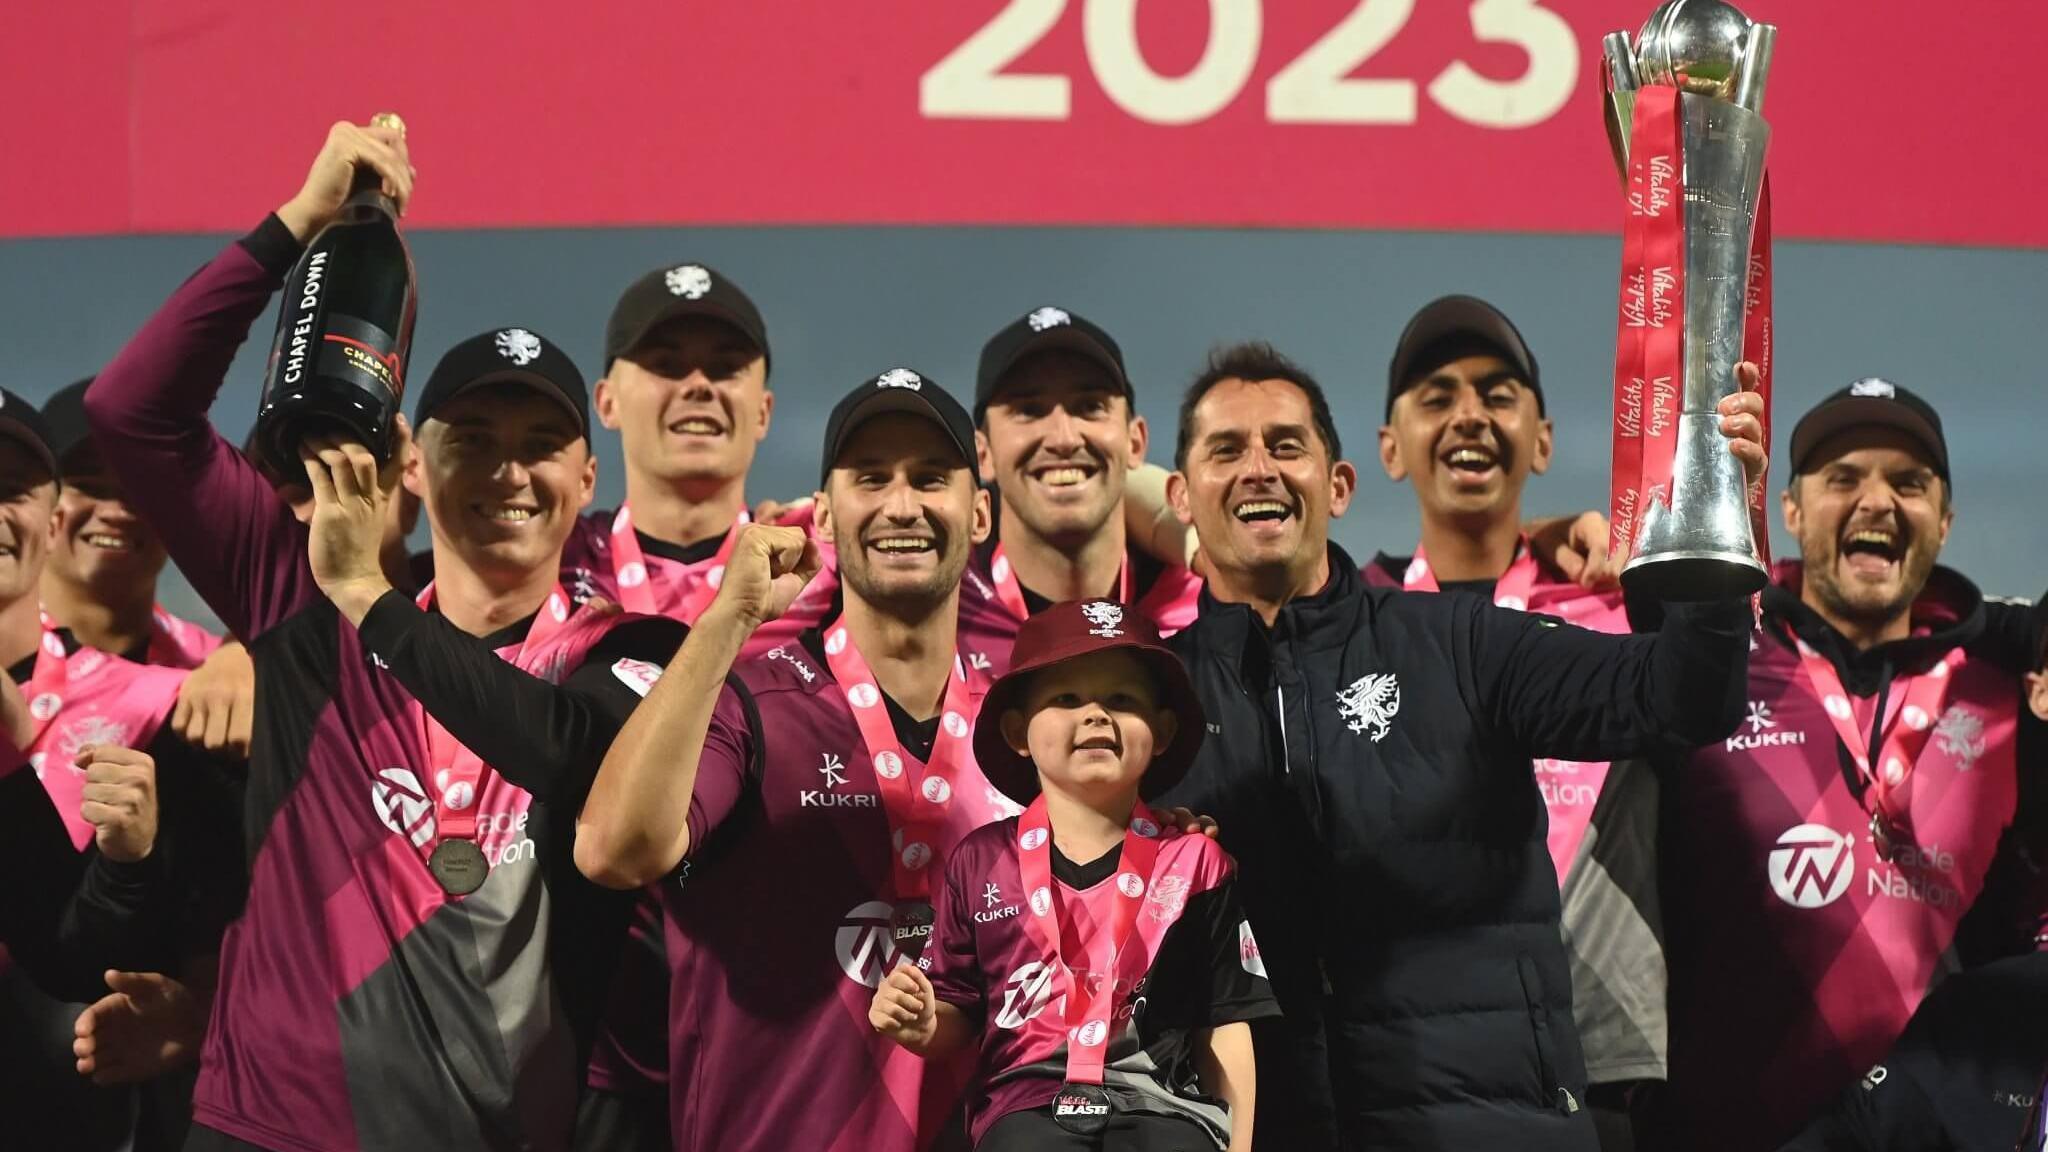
[704, 524, 821, 633]
[869, 961, 939, 1048]
[172, 642, 255, 759]
[1157, 806, 1221, 840]
[1721, 364, 1770, 486]
[77, 746, 158, 864]
[277, 118, 415, 243]
[1527, 511, 1621, 590]
[750, 496, 815, 528]
[303, 424, 409, 625]
[73, 971, 206, 1085]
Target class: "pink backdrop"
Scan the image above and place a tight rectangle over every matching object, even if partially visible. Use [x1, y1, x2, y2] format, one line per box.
[7, 1, 2039, 245]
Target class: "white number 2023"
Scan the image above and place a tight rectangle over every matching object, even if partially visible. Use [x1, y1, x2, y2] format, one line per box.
[919, 0, 1577, 130]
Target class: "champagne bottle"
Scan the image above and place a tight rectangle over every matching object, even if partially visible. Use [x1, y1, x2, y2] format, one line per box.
[256, 113, 418, 469]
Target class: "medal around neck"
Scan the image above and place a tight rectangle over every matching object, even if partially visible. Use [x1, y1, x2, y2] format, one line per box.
[1052, 1082, 1113, 1134]
[429, 839, 490, 896]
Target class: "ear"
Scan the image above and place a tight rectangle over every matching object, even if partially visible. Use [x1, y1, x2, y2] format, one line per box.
[1780, 482, 1802, 536]
[593, 376, 622, 432]
[975, 429, 996, 486]
[813, 487, 835, 539]
[1329, 460, 1358, 520]
[970, 485, 994, 545]
[755, 387, 775, 442]
[1149, 710, 1179, 758]
[1934, 500, 1954, 552]
[1000, 708, 1032, 757]
[576, 444, 599, 512]
[1126, 413, 1150, 469]
[1377, 424, 1405, 482]
[2026, 671, 2048, 723]
[1529, 415, 1555, 476]
[401, 428, 428, 501]
[1166, 471, 1193, 527]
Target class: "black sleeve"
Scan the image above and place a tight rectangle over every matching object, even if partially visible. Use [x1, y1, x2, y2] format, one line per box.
[144, 728, 249, 960]
[1468, 596, 1751, 762]
[1967, 595, 2046, 675]
[1188, 874, 1282, 1028]
[1775, 1011, 1958, 1152]
[0, 767, 87, 969]
[356, 593, 689, 805]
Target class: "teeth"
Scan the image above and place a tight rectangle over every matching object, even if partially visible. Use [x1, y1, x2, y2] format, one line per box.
[1039, 467, 1088, 487]
[1234, 501, 1290, 520]
[675, 419, 721, 435]
[488, 508, 536, 523]
[872, 538, 933, 552]
[83, 533, 130, 549]
[1447, 449, 1495, 467]
[1848, 530, 1895, 546]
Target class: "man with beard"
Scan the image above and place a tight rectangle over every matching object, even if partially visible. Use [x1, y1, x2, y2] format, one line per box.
[573, 370, 1022, 1152]
[954, 305, 1203, 674]
[37, 380, 222, 669]
[1652, 380, 2045, 1152]
[1155, 341, 1764, 1152]
[1366, 297, 1659, 1148]
[84, 119, 692, 1152]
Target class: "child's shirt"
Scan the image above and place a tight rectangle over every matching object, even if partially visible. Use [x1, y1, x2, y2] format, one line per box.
[923, 815, 1280, 1147]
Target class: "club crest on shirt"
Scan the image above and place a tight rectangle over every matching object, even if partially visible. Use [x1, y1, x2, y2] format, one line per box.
[1336, 673, 1400, 742]
[1933, 705, 1986, 771]
[1146, 873, 1189, 922]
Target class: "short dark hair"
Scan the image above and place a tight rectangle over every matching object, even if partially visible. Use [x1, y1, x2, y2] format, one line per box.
[1175, 342, 1342, 470]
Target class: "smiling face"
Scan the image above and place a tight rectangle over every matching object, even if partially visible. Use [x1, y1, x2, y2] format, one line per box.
[978, 351, 1146, 548]
[1782, 426, 1951, 635]
[45, 443, 169, 594]
[0, 440, 56, 607]
[408, 384, 597, 582]
[1169, 377, 1354, 593]
[1001, 649, 1175, 800]
[817, 413, 990, 615]
[1379, 353, 1550, 525]
[595, 315, 772, 489]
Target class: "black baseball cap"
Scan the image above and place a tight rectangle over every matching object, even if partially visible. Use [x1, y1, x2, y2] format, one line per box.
[603, 262, 770, 374]
[38, 378, 95, 468]
[1788, 378, 1949, 482]
[819, 369, 979, 488]
[975, 305, 1132, 421]
[0, 387, 60, 482]
[414, 328, 590, 434]
[1386, 295, 1544, 421]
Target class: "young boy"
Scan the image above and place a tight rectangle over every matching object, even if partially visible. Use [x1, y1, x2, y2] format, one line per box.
[869, 598, 1276, 1151]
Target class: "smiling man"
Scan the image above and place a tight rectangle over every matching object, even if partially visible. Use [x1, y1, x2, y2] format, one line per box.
[1154, 341, 1765, 1152]
[1367, 297, 1655, 1149]
[574, 369, 1018, 1152]
[38, 379, 222, 668]
[955, 306, 1202, 675]
[1652, 380, 2044, 1152]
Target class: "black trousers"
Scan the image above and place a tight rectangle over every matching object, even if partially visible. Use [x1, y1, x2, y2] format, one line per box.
[979, 1106, 1218, 1152]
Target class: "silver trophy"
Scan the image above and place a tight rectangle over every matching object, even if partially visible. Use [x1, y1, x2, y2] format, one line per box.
[1605, 0, 1775, 599]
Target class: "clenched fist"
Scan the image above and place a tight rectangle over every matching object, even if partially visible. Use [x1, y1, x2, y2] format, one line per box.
[77, 745, 158, 864]
[868, 961, 938, 1048]
[705, 524, 822, 633]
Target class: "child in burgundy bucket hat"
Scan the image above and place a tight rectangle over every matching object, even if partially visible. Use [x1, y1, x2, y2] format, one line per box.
[869, 599, 1278, 1151]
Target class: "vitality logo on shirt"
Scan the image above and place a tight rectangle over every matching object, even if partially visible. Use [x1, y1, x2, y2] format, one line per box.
[372, 766, 436, 848]
[1767, 823, 1856, 909]
[1726, 700, 1806, 752]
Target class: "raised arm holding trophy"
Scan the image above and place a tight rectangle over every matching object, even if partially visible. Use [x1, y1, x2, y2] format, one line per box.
[1604, 0, 1777, 600]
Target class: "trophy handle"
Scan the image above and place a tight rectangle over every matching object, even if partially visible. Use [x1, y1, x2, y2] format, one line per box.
[1602, 32, 1641, 185]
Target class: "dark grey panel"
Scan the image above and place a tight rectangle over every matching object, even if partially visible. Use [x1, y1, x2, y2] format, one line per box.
[2, 224, 2042, 624]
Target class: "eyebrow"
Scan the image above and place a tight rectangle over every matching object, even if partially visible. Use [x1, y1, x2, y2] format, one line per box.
[1419, 371, 1522, 391]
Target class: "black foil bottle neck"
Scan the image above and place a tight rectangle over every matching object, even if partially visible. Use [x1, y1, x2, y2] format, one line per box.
[339, 164, 398, 223]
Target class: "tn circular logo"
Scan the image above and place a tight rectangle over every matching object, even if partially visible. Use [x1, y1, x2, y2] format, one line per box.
[835, 900, 910, 988]
[371, 767, 436, 848]
[1767, 823, 1857, 909]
